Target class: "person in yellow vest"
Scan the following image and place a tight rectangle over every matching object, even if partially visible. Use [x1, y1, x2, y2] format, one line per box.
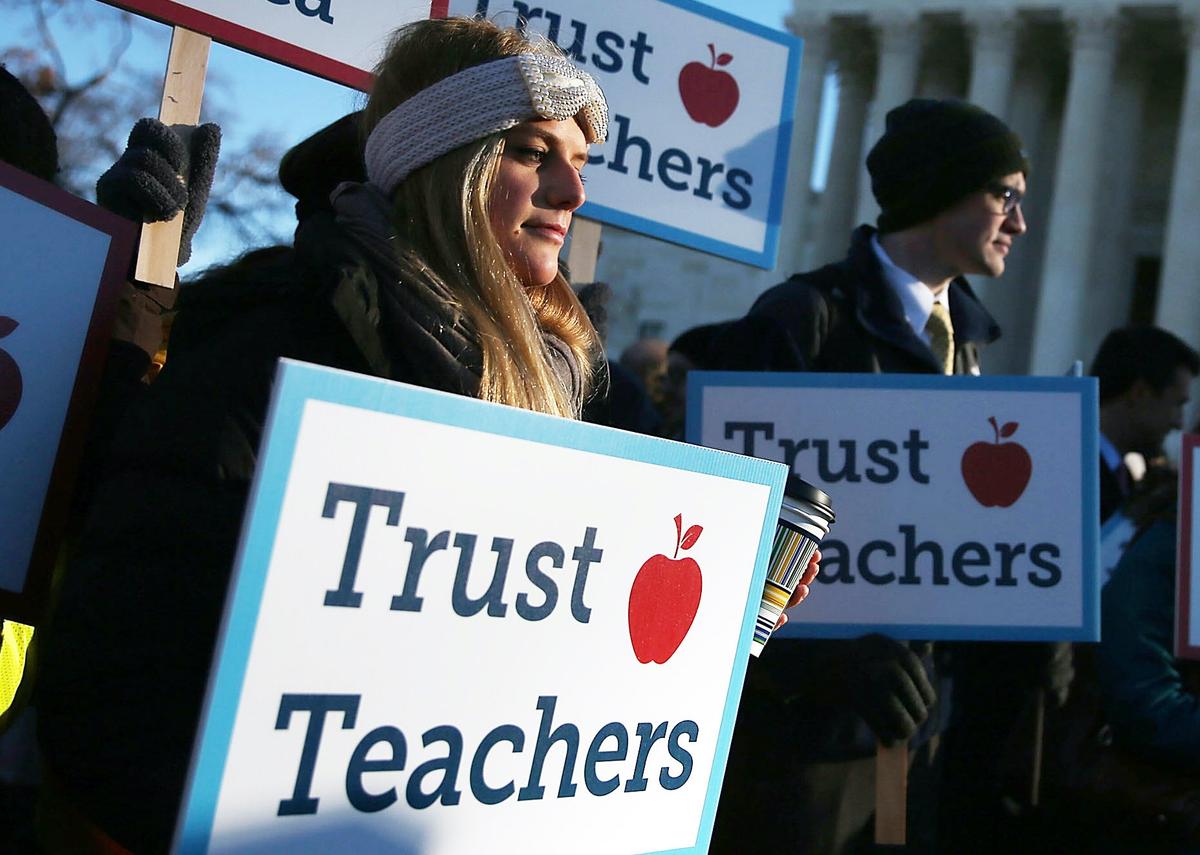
[0, 621, 34, 722]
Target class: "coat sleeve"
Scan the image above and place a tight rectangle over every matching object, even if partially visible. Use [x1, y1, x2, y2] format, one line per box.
[1098, 521, 1200, 769]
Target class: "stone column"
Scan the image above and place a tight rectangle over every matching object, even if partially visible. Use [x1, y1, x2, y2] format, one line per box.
[1028, 7, 1119, 375]
[1155, 14, 1200, 341]
[853, 10, 922, 229]
[811, 20, 873, 266]
[775, 10, 831, 275]
[965, 7, 1019, 117]
[1082, 32, 1150, 362]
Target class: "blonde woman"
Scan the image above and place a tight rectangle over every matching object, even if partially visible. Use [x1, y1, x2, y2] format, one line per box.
[37, 17, 608, 852]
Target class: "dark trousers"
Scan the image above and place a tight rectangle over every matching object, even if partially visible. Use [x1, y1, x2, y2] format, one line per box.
[711, 740, 942, 855]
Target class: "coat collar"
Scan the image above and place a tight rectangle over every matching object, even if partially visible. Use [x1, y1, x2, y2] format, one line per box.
[839, 225, 1001, 369]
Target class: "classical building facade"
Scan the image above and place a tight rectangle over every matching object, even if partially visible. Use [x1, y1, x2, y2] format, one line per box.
[594, 0, 1200, 378]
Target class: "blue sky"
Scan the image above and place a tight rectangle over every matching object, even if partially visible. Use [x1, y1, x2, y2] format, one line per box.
[4, 0, 797, 272]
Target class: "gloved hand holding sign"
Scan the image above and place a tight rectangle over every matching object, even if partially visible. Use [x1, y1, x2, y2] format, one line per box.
[97, 117, 220, 266]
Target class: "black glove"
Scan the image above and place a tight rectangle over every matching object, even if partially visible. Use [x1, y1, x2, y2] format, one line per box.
[96, 117, 221, 265]
[839, 634, 937, 745]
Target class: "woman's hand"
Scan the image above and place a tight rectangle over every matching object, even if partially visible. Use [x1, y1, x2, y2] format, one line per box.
[773, 549, 821, 631]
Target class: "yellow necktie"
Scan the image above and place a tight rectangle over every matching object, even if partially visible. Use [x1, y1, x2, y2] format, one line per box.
[925, 302, 954, 375]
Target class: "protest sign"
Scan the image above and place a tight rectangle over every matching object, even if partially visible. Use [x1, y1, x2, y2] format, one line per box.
[0, 161, 136, 622]
[175, 359, 786, 854]
[445, 0, 802, 268]
[1176, 433, 1200, 659]
[100, 0, 436, 90]
[688, 372, 1101, 642]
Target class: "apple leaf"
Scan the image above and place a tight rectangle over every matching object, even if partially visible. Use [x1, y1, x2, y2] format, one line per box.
[716, 53, 733, 66]
[0, 317, 16, 337]
[1000, 421, 1019, 438]
[681, 525, 703, 550]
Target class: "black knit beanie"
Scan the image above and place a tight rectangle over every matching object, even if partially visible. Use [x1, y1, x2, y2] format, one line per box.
[279, 111, 366, 221]
[0, 66, 58, 182]
[867, 98, 1028, 234]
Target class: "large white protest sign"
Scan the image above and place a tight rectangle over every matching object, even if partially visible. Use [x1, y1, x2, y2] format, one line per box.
[1176, 434, 1200, 660]
[447, 0, 801, 268]
[100, 0, 436, 90]
[0, 162, 136, 622]
[175, 359, 786, 854]
[689, 372, 1101, 642]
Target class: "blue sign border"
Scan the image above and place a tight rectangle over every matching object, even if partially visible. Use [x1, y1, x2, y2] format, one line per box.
[578, 0, 802, 270]
[687, 370, 1101, 642]
[175, 359, 787, 854]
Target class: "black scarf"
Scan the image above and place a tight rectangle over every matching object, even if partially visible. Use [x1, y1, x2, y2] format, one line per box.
[295, 182, 582, 414]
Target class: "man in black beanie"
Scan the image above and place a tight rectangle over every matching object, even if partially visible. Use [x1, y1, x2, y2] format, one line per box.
[708, 99, 1031, 855]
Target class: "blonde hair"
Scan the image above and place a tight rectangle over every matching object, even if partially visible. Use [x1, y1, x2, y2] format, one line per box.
[365, 17, 601, 418]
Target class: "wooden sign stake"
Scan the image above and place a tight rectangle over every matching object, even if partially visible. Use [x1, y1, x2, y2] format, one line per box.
[566, 216, 603, 284]
[875, 740, 908, 845]
[1029, 687, 1045, 807]
[134, 26, 211, 289]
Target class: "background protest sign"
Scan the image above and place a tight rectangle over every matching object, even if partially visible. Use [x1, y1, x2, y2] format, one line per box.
[99, 0, 436, 90]
[0, 161, 136, 623]
[175, 360, 786, 854]
[688, 372, 1101, 642]
[446, 0, 801, 269]
[1176, 433, 1200, 659]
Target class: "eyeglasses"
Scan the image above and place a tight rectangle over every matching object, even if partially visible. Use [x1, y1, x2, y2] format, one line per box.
[985, 182, 1024, 215]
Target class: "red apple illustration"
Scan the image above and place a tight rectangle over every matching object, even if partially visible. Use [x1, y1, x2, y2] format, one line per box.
[678, 44, 740, 128]
[961, 416, 1033, 508]
[0, 317, 22, 431]
[628, 514, 704, 664]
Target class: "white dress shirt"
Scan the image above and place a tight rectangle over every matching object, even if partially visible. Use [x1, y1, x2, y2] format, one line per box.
[870, 233, 950, 345]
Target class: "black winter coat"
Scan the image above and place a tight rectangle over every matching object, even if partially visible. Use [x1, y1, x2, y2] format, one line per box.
[714, 224, 999, 375]
[36, 212, 490, 853]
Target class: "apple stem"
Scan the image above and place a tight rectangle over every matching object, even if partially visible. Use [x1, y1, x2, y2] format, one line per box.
[708, 43, 716, 68]
[989, 416, 1000, 443]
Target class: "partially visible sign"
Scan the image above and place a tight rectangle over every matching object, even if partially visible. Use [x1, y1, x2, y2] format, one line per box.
[0, 161, 136, 622]
[1176, 434, 1200, 659]
[101, 0, 437, 90]
[690, 372, 1101, 642]
[447, 0, 802, 268]
[175, 360, 786, 854]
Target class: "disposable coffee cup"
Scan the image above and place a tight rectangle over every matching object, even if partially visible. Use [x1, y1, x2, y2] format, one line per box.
[751, 474, 835, 657]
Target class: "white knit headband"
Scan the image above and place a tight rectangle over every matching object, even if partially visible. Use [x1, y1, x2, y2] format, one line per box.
[365, 53, 608, 195]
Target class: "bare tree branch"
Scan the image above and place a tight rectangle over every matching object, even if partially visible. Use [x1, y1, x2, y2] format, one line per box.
[33, 0, 134, 127]
[3, 0, 293, 254]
